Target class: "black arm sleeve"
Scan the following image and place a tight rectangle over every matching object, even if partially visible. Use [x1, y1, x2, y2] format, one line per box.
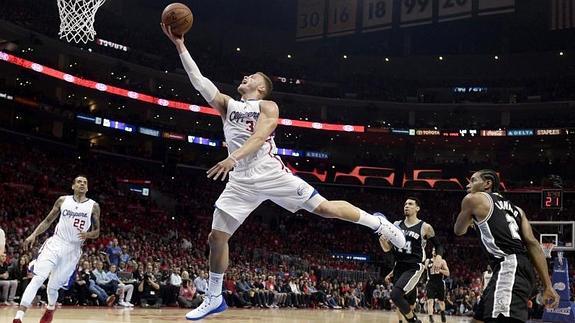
[428, 236, 444, 257]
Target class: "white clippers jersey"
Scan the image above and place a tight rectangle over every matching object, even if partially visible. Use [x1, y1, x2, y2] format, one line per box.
[53, 195, 94, 244]
[224, 98, 278, 170]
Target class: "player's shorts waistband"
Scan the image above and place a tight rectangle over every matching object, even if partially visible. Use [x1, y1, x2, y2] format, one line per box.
[233, 154, 278, 172]
[51, 235, 84, 247]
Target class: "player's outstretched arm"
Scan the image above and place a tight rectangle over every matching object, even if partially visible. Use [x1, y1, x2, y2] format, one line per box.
[23, 196, 64, 250]
[379, 236, 392, 252]
[384, 271, 393, 284]
[207, 100, 279, 181]
[518, 209, 559, 309]
[454, 194, 476, 236]
[441, 260, 450, 277]
[455, 193, 490, 236]
[161, 23, 230, 117]
[424, 223, 445, 272]
[79, 203, 100, 240]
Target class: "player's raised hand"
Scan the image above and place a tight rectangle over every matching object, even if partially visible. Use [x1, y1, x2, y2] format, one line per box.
[542, 286, 560, 309]
[207, 157, 236, 181]
[22, 234, 36, 251]
[384, 272, 392, 284]
[160, 23, 184, 45]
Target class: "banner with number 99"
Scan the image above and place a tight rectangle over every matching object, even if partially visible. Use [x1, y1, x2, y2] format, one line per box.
[400, 0, 433, 27]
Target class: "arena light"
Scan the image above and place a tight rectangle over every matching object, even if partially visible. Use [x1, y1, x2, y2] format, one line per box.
[139, 127, 160, 137]
[0, 51, 364, 133]
[95, 38, 129, 52]
[76, 113, 329, 158]
[0, 92, 13, 100]
[536, 129, 562, 136]
[507, 129, 534, 137]
[480, 129, 506, 137]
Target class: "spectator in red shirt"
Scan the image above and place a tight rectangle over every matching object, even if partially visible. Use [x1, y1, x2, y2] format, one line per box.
[177, 279, 200, 308]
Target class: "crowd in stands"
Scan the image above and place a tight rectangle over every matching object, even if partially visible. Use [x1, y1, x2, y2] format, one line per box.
[1, 85, 574, 193]
[0, 133, 572, 320]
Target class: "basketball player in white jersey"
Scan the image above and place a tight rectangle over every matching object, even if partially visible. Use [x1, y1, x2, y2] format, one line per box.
[161, 24, 406, 320]
[13, 175, 100, 323]
[0, 227, 5, 255]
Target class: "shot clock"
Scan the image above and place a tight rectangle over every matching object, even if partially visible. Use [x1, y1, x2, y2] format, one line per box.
[541, 189, 563, 209]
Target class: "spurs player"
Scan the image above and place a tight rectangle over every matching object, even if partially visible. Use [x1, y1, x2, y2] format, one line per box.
[380, 197, 445, 323]
[14, 176, 100, 323]
[455, 169, 559, 323]
[161, 24, 406, 320]
[425, 249, 450, 323]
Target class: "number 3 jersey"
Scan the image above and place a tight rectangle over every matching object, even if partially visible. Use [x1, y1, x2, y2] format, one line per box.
[224, 98, 279, 171]
[392, 219, 427, 264]
[54, 195, 94, 244]
[472, 192, 527, 265]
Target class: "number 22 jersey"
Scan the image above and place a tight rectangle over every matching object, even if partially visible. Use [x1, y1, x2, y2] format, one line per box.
[53, 195, 94, 244]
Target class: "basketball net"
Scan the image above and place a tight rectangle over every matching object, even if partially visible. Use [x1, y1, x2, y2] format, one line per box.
[541, 242, 555, 259]
[57, 0, 107, 43]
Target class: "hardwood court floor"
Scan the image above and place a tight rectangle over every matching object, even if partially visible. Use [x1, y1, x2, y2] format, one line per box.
[0, 306, 475, 323]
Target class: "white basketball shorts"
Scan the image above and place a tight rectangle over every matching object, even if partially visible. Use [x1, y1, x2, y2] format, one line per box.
[31, 236, 82, 290]
[214, 156, 325, 223]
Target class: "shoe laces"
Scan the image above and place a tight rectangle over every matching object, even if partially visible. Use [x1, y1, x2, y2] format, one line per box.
[375, 217, 399, 240]
[197, 299, 211, 311]
[197, 295, 219, 311]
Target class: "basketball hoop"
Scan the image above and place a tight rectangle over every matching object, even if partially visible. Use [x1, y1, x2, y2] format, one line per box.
[57, 0, 107, 43]
[541, 243, 555, 259]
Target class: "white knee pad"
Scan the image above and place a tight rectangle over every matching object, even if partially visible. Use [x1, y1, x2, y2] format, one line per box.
[302, 191, 327, 213]
[211, 208, 242, 235]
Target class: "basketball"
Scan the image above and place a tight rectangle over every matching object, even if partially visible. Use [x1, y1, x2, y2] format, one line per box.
[161, 3, 193, 36]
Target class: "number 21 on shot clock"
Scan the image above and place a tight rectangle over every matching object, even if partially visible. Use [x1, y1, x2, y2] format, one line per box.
[541, 189, 563, 209]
